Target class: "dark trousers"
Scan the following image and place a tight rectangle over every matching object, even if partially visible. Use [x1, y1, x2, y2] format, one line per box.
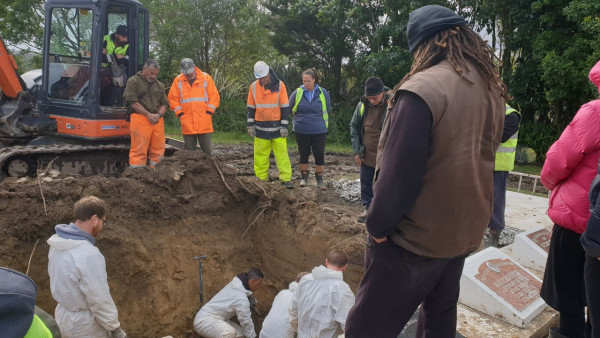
[183, 133, 212, 155]
[541, 224, 588, 337]
[295, 132, 327, 165]
[360, 164, 375, 207]
[488, 171, 508, 230]
[345, 237, 466, 338]
[585, 254, 600, 338]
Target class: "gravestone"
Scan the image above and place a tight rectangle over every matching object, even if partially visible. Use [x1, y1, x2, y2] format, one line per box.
[512, 227, 551, 271]
[459, 247, 547, 328]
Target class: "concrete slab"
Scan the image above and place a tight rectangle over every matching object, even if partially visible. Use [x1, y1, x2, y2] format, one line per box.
[513, 228, 551, 271]
[459, 248, 547, 328]
[505, 191, 552, 231]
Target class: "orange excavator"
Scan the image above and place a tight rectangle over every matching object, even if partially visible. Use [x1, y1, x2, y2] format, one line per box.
[0, 0, 173, 178]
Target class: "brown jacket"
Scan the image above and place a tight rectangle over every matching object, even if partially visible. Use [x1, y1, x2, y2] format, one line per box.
[123, 71, 168, 114]
[390, 60, 505, 258]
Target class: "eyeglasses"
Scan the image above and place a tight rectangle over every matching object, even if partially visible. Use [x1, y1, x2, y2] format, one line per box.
[100, 217, 108, 226]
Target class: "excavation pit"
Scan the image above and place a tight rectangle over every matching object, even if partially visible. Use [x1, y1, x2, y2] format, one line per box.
[0, 148, 366, 336]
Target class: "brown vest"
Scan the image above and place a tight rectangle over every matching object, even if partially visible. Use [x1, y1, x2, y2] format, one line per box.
[391, 60, 505, 258]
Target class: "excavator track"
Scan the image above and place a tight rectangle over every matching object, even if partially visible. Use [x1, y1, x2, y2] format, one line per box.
[0, 143, 132, 178]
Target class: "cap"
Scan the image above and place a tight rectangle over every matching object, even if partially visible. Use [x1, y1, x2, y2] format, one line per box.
[407, 5, 466, 53]
[254, 61, 269, 79]
[115, 25, 128, 36]
[364, 77, 384, 96]
[180, 58, 195, 75]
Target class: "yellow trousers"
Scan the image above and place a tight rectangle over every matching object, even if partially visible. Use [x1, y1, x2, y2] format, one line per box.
[254, 137, 292, 182]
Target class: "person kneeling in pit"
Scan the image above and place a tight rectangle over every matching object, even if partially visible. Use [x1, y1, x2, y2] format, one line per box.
[194, 269, 264, 338]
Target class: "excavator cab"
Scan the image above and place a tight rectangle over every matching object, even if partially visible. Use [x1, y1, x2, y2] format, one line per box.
[39, 0, 149, 140]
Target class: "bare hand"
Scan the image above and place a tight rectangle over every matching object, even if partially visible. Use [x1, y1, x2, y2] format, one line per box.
[354, 154, 362, 166]
[372, 236, 387, 243]
[147, 113, 159, 124]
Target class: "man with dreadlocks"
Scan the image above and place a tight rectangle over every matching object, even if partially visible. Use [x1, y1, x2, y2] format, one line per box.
[345, 5, 508, 337]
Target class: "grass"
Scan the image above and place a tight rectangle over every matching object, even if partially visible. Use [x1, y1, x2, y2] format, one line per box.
[166, 128, 353, 153]
[513, 164, 542, 176]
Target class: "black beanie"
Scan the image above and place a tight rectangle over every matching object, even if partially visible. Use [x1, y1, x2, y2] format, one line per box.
[116, 25, 128, 36]
[364, 77, 384, 96]
[407, 5, 466, 53]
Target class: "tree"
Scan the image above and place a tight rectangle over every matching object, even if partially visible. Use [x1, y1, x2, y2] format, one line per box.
[143, 0, 279, 87]
[0, 0, 44, 52]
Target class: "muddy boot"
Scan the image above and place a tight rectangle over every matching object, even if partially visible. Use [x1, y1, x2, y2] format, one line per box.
[549, 327, 569, 338]
[299, 164, 309, 187]
[357, 205, 368, 223]
[315, 165, 326, 190]
[488, 229, 501, 248]
[280, 181, 294, 189]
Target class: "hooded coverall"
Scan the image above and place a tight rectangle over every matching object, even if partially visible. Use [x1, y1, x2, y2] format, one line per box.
[47, 225, 121, 337]
[194, 276, 257, 338]
[259, 281, 298, 338]
[123, 71, 169, 167]
[289, 265, 355, 338]
[168, 67, 220, 152]
[247, 75, 292, 182]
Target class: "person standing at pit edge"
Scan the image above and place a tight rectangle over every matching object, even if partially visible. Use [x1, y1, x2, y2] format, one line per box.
[247, 61, 293, 188]
[345, 5, 507, 337]
[168, 58, 220, 154]
[349, 76, 392, 223]
[123, 59, 168, 168]
[47, 196, 127, 338]
[289, 68, 331, 190]
[540, 58, 600, 338]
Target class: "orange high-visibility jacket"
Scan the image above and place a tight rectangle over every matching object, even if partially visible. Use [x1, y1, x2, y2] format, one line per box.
[168, 67, 220, 135]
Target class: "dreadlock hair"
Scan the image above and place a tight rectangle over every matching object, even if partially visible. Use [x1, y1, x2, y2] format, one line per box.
[391, 25, 509, 104]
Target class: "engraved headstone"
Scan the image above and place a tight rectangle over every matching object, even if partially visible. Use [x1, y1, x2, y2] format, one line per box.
[512, 227, 551, 271]
[459, 247, 547, 327]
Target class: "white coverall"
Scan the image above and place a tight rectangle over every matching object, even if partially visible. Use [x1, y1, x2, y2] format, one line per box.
[194, 276, 257, 338]
[289, 265, 355, 338]
[47, 234, 120, 338]
[259, 281, 298, 338]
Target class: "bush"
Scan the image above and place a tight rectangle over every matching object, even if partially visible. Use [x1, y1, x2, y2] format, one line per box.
[327, 104, 355, 146]
[213, 98, 248, 133]
[518, 121, 563, 163]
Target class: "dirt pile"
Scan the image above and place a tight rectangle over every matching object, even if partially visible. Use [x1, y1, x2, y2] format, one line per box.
[0, 147, 367, 336]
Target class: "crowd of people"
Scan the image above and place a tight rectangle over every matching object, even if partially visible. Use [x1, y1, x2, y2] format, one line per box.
[4, 3, 600, 338]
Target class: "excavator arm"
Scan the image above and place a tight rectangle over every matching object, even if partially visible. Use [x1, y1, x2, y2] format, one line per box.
[0, 37, 24, 99]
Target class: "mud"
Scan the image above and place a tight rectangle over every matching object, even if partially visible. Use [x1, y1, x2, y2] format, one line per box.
[0, 145, 367, 337]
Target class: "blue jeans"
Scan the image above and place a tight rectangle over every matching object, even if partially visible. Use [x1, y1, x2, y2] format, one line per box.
[360, 164, 375, 207]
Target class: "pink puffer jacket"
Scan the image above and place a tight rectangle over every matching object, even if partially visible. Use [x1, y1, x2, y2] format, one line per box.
[541, 60, 600, 234]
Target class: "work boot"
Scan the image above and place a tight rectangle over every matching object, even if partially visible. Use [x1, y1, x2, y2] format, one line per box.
[299, 164, 309, 187]
[357, 205, 368, 223]
[280, 181, 294, 189]
[549, 327, 569, 338]
[315, 165, 327, 190]
[488, 229, 502, 248]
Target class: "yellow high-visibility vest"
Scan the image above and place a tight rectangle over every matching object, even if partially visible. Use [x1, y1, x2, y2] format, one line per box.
[495, 104, 520, 171]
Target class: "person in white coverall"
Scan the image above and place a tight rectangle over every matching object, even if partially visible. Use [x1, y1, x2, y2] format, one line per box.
[47, 196, 126, 338]
[289, 249, 356, 338]
[259, 272, 309, 338]
[194, 269, 264, 338]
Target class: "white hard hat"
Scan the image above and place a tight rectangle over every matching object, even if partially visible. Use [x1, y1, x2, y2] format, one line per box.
[254, 61, 269, 78]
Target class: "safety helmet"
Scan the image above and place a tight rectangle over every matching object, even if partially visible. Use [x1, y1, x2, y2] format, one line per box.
[254, 61, 269, 79]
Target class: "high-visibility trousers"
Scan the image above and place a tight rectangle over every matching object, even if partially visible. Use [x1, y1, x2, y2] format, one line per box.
[254, 137, 292, 182]
[129, 114, 165, 167]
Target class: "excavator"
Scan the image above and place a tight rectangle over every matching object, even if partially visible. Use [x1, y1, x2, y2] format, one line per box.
[0, 0, 174, 179]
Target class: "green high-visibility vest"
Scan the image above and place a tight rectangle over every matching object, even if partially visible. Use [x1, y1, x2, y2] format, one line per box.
[102, 34, 129, 67]
[292, 88, 328, 128]
[495, 104, 520, 171]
